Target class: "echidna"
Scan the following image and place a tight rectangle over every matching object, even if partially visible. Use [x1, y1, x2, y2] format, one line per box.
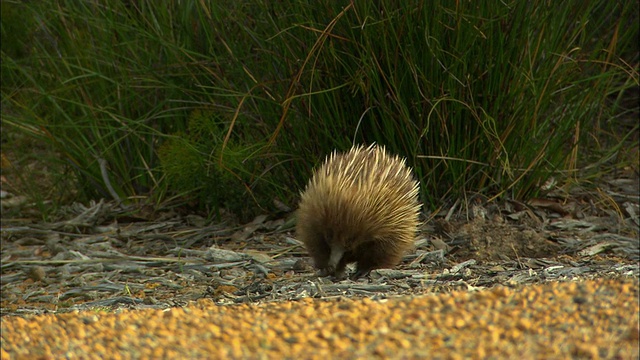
[296, 144, 421, 279]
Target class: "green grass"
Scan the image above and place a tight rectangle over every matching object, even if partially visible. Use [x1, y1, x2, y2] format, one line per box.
[1, 0, 637, 219]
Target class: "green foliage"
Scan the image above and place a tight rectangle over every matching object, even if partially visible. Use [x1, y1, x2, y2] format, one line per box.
[158, 110, 275, 218]
[1, 0, 637, 218]
[266, 1, 638, 205]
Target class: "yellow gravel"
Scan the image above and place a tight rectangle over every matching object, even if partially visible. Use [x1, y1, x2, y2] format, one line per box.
[2, 278, 638, 359]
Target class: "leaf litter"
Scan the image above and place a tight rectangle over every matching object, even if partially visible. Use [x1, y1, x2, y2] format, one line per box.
[1, 172, 638, 317]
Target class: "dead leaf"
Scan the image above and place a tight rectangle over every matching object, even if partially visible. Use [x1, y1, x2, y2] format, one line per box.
[528, 198, 568, 216]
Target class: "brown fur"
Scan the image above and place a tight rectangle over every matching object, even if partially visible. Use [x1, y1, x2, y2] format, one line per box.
[296, 144, 421, 279]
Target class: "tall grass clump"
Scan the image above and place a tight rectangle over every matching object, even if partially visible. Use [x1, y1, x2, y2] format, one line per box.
[269, 1, 638, 207]
[2, 0, 637, 218]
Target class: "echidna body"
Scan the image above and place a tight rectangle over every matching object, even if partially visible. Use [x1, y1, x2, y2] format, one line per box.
[296, 144, 421, 279]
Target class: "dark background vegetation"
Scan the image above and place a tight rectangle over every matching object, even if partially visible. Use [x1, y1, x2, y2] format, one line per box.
[1, 0, 638, 221]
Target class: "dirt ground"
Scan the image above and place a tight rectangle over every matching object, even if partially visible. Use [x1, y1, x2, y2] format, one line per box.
[1, 186, 638, 313]
[1, 134, 639, 358]
[2, 278, 638, 359]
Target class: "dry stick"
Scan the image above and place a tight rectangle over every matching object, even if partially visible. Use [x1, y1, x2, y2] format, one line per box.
[0, 256, 206, 269]
[98, 157, 121, 204]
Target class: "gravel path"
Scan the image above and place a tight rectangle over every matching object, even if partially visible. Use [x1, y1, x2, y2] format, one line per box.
[2, 277, 637, 359]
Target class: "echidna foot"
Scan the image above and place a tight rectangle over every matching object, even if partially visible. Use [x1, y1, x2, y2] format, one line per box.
[318, 266, 335, 277]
